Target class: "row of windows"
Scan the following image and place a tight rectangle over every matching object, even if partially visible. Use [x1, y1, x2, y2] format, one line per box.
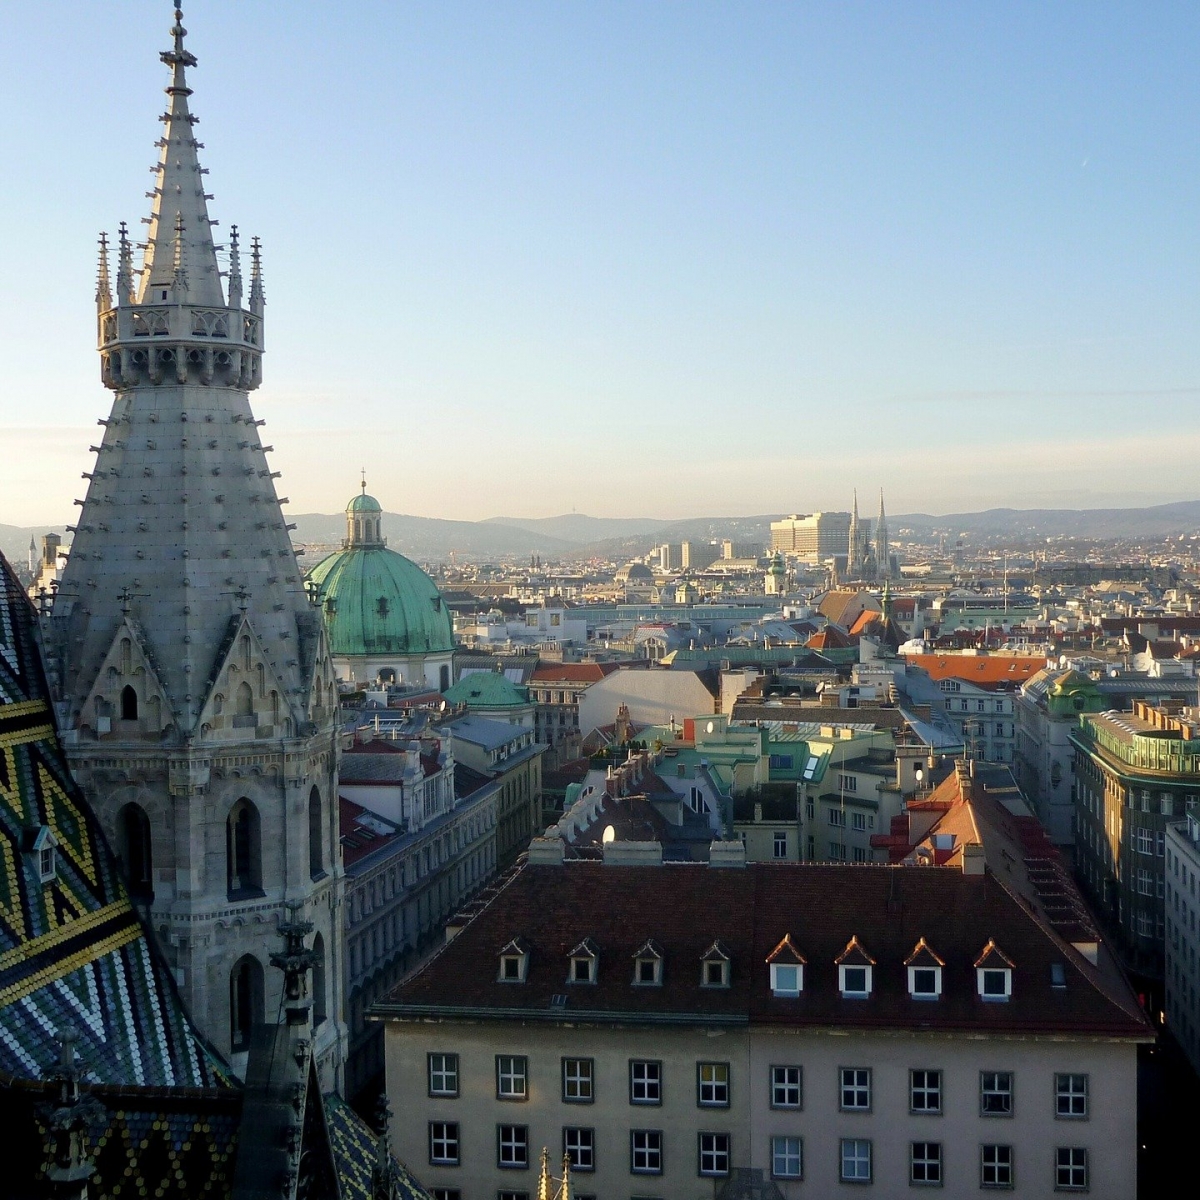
[426, 1123, 1089, 1190]
[427, 1055, 1089, 1117]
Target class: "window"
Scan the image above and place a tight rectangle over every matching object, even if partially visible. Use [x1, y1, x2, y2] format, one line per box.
[118, 803, 153, 900]
[499, 941, 529, 982]
[226, 798, 262, 897]
[852, 811, 867, 831]
[697, 1062, 730, 1107]
[980, 1144, 1013, 1189]
[630, 1060, 662, 1105]
[497, 1193, 528, 1200]
[840, 1138, 872, 1183]
[562, 1058, 594, 1103]
[910, 1142, 942, 1186]
[770, 962, 803, 996]
[839, 964, 872, 998]
[569, 938, 598, 984]
[773, 831, 788, 858]
[633, 941, 663, 986]
[978, 968, 1012, 1001]
[1055, 1147, 1088, 1191]
[701, 943, 731, 987]
[828, 807, 846, 827]
[563, 1127, 594, 1172]
[838, 774, 858, 792]
[497, 1125, 528, 1169]
[1055, 1074, 1088, 1118]
[1135, 827, 1153, 854]
[428, 1053, 458, 1097]
[698, 1132, 730, 1177]
[909, 966, 942, 999]
[630, 1130, 663, 1174]
[429, 1122, 459, 1166]
[770, 1065, 802, 1109]
[771, 1136, 803, 1180]
[496, 1055, 528, 1100]
[120, 684, 138, 721]
[431, 1191, 460, 1200]
[981, 1071, 1013, 1116]
[308, 787, 324, 879]
[228, 955, 263, 1053]
[840, 1068, 871, 1111]
[910, 1070, 942, 1114]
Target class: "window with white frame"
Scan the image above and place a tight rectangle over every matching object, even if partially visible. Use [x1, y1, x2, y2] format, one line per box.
[838, 774, 858, 792]
[770, 1064, 801, 1109]
[633, 942, 663, 986]
[773, 831, 788, 858]
[828, 807, 846, 827]
[499, 943, 528, 982]
[497, 1124, 528, 1169]
[630, 1130, 662, 1174]
[771, 1136, 803, 1180]
[1055, 1074, 1088, 1118]
[1055, 1147, 1088, 1190]
[428, 1053, 458, 1097]
[697, 1062, 730, 1107]
[852, 811, 867, 831]
[770, 962, 803, 997]
[839, 963, 872, 998]
[909, 965, 942, 999]
[840, 1138, 872, 1182]
[980, 1144, 1013, 1188]
[698, 1132, 730, 1177]
[981, 1071, 1013, 1116]
[1136, 868, 1154, 896]
[563, 1127, 594, 1172]
[569, 939, 598, 984]
[1135, 827, 1153, 854]
[910, 1069, 942, 1114]
[428, 1122, 459, 1166]
[496, 1055, 528, 1100]
[840, 1067, 871, 1111]
[430, 1190, 460, 1200]
[630, 1060, 662, 1105]
[562, 1057, 593, 1103]
[701, 944, 731, 988]
[910, 1142, 942, 1186]
[978, 966, 1012, 1001]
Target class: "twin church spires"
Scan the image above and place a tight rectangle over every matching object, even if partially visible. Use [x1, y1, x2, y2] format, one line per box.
[47, 6, 345, 1086]
[847, 488, 892, 583]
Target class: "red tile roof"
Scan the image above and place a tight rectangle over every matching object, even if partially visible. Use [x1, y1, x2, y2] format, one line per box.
[531, 663, 620, 683]
[338, 796, 401, 867]
[906, 653, 1046, 687]
[378, 859, 1148, 1038]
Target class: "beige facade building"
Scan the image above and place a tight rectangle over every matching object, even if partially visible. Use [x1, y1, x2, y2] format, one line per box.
[378, 843, 1147, 1199]
[770, 512, 853, 562]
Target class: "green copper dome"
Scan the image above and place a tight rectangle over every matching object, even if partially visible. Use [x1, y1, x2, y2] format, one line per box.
[309, 546, 454, 657]
[309, 487, 453, 657]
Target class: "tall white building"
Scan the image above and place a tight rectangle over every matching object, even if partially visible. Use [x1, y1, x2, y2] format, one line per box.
[44, 9, 346, 1087]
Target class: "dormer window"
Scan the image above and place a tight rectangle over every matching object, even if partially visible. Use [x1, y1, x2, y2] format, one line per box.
[633, 940, 664, 987]
[905, 937, 944, 1000]
[23, 826, 58, 885]
[700, 941, 731, 988]
[836, 936, 876, 999]
[498, 938, 530, 983]
[569, 938, 599, 984]
[975, 940, 1014, 1002]
[766, 934, 806, 997]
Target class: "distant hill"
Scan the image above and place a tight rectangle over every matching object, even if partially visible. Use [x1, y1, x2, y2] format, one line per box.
[895, 501, 1200, 540]
[0, 524, 60, 572]
[484, 514, 669, 542]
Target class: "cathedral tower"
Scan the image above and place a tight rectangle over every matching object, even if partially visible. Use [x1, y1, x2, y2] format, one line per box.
[875, 488, 891, 582]
[45, 7, 345, 1089]
[847, 489, 863, 579]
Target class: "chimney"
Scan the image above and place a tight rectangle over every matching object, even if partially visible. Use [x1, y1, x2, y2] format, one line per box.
[709, 840, 747, 868]
[961, 842, 985, 876]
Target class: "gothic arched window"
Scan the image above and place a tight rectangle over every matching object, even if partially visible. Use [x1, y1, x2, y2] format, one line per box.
[308, 787, 324, 879]
[118, 802, 153, 901]
[120, 685, 138, 721]
[226, 798, 262, 897]
[229, 955, 264, 1052]
[235, 681, 254, 718]
[312, 932, 327, 1027]
[439, 664, 450, 692]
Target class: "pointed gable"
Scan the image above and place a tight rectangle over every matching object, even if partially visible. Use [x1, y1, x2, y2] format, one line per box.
[195, 613, 295, 740]
[905, 937, 946, 968]
[766, 934, 807, 966]
[835, 935, 877, 967]
[975, 939, 1015, 969]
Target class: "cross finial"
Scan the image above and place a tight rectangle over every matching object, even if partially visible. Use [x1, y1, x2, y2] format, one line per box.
[117, 586, 148, 616]
[361, 468, 367, 494]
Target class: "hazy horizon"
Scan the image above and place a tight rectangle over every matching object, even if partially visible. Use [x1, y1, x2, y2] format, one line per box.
[2, 2, 1198, 526]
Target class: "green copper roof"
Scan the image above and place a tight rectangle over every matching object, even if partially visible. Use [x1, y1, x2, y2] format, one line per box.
[309, 545, 453, 657]
[347, 491, 382, 513]
[443, 672, 530, 708]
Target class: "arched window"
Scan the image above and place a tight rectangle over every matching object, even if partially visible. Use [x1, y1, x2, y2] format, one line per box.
[312, 932, 327, 1027]
[120, 637, 132, 675]
[309, 787, 324, 879]
[226, 798, 262, 896]
[118, 803, 153, 901]
[235, 681, 254, 717]
[229, 955, 264, 1052]
[439, 664, 450, 692]
[120, 685, 138, 721]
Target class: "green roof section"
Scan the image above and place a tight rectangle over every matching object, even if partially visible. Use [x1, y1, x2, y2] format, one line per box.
[309, 545, 454, 657]
[347, 490, 382, 513]
[443, 671, 530, 708]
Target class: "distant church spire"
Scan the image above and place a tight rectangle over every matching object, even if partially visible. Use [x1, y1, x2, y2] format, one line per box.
[95, 233, 112, 312]
[847, 489, 863, 578]
[875, 487, 891, 581]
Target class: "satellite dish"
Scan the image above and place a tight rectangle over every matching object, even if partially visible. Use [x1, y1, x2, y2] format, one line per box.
[706, 721, 714, 734]
[602, 825, 616, 844]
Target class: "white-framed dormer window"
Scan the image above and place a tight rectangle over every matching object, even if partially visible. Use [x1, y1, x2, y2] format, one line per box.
[569, 937, 599, 984]
[632, 939, 664, 987]
[24, 825, 58, 885]
[766, 934, 806, 997]
[905, 937, 944, 1000]
[700, 940, 731, 988]
[836, 936, 875, 999]
[975, 939, 1014, 1002]
[498, 937, 530, 983]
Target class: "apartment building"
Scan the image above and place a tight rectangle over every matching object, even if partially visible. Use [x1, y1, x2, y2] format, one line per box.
[770, 512, 853, 562]
[378, 845, 1146, 1199]
[529, 661, 620, 768]
[1165, 811, 1200, 1077]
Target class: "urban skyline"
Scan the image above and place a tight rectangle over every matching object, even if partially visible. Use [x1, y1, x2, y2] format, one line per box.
[2, 1, 1199, 525]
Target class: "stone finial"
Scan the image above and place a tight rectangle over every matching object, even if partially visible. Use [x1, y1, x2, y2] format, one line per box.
[249, 236, 264, 313]
[40, 1025, 104, 1200]
[270, 901, 317, 1025]
[95, 234, 112, 312]
[115, 222, 134, 305]
[227, 224, 242, 309]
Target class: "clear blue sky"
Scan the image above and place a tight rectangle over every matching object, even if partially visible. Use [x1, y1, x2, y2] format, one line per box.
[1, 1, 1198, 525]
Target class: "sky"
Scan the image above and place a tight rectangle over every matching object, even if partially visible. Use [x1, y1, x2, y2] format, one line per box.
[1, 1, 1198, 527]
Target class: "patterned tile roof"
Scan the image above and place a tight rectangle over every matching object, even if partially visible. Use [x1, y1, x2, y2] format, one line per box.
[0, 554, 223, 1089]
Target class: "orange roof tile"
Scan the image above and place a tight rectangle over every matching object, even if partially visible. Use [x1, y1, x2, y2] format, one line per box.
[907, 654, 1045, 686]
